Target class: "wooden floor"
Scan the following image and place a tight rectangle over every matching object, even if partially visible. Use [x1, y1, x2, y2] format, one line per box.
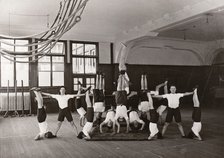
[0, 107, 224, 158]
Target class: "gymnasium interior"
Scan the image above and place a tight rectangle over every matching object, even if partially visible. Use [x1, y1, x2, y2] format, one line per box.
[0, 0, 224, 158]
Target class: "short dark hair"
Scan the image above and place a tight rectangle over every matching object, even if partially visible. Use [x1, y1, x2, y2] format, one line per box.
[44, 131, 54, 138]
[107, 124, 113, 130]
[129, 122, 140, 131]
[77, 131, 85, 139]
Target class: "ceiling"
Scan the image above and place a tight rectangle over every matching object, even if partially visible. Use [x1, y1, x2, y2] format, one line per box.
[0, 0, 224, 42]
[156, 11, 224, 41]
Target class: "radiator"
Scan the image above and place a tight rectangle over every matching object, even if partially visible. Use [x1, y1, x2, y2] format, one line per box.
[0, 92, 31, 111]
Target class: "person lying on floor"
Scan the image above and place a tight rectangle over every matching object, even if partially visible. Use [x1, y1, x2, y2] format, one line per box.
[77, 90, 95, 139]
[30, 87, 56, 140]
[187, 87, 203, 141]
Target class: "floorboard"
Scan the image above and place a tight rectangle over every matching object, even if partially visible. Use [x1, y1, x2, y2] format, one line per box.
[0, 107, 224, 158]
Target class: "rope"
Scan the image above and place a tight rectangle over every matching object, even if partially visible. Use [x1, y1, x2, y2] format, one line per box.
[0, 7, 83, 63]
[0, 0, 88, 39]
[39, 1, 63, 39]
[0, 0, 89, 63]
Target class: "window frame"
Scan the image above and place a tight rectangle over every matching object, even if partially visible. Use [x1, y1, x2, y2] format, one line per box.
[0, 38, 31, 88]
[71, 41, 99, 92]
[37, 40, 66, 87]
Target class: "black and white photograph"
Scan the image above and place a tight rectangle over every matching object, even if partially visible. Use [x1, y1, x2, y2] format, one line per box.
[0, 0, 224, 157]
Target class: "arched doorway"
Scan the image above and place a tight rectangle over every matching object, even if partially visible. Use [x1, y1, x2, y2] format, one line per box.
[206, 49, 224, 106]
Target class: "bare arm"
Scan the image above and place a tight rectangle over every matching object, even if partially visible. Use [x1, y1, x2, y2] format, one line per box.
[127, 91, 137, 99]
[100, 121, 106, 133]
[112, 120, 116, 133]
[125, 118, 130, 133]
[67, 93, 85, 99]
[164, 82, 168, 94]
[139, 120, 145, 130]
[155, 81, 168, 92]
[115, 120, 120, 133]
[183, 92, 194, 97]
[152, 95, 164, 99]
[42, 92, 53, 97]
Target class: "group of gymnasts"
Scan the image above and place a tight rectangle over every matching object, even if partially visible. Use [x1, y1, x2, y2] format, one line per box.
[30, 68, 202, 141]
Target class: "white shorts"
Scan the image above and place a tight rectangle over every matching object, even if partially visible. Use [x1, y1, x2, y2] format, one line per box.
[129, 111, 141, 123]
[149, 122, 159, 137]
[104, 111, 115, 123]
[83, 122, 93, 137]
[191, 122, 202, 136]
[77, 107, 86, 118]
[115, 105, 128, 120]
[156, 105, 167, 116]
[38, 121, 48, 135]
[138, 101, 152, 112]
[93, 102, 105, 113]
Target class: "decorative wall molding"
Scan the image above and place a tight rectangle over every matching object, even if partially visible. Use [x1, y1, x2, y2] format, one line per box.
[115, 0, 224, 67]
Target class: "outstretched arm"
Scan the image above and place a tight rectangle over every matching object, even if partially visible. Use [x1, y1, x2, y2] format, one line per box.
[67, 93, 86, 99]
[152, 95, 164, 99]
[183, 92, 194, 97]
[42, 92, 53, 97]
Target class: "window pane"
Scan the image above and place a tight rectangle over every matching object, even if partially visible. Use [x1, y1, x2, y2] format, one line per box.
[72, 43, 84, 55]
[15, 40, 29, 52]
[38, 56, 51, 71]
[38, 63, 51, 71]
[86, 77, 95, 89]
[38, 42, 64, 54]
[1, 56, 14, 86]
[52, 63, 64, 71]
[73, 85, 79, 91]
[39, 56, 50, 62]
[16, 57, 29, 86]
[52, 56, 64, 63]
[73, 58, 84, 74]
[91, 78, 95, 84]
[73, 78, 83, 91]
[51, 42, 64, 54]
[39, 72, 50, 86]
[85, 58, 96, 74]
[86, 78, 90, 84]
[52, 72, 64, 86]
[52, 56, 64, 71]
[73, 78, 83, 85]
[1, 39, 14, 52]
[85, 44, 96, 56]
